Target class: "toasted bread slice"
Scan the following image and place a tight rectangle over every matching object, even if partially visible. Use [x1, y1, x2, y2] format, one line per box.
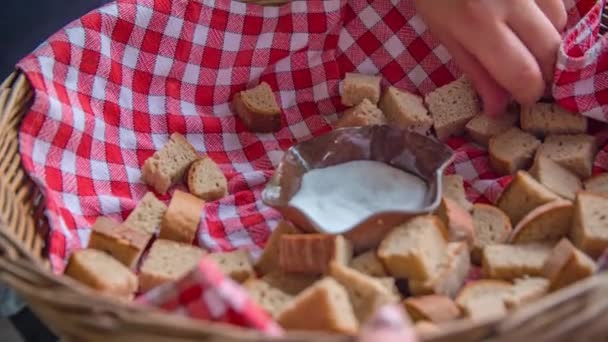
[542, 238, 597, 291]
[335, 98, 387, 128]
[489, 127, 541, 175]
[455, 280, 512, 320]
[409, 242, 470, 298]
[349, 250, 387, 277]
[379, 86, 432, 134]
[329, 263, 398, 323]
[497, 171, 560, 225]
[529, 156, 582, 201]
[255, 221, 300, 275]
[535, 134, 597, 178]
[465, 110, 518, 147]
[482, 243, 553, 280]
[378, 216, 447, 281]
[159, 190, 204, 244]
[442, 174, 473, 212]
[436, 197, 475, 247]
[403, 295, 461, 323]
[244, 279, 293, 318]
[279, 234, 353, 274]
[233, 82, 282, 132]
[138, 239, 206, 292]
[471, 204, 512, 264]
[208, 249, 255, 283]
[65, 249, 138, 299]
[504, 276, 550, 308]
[584, 173, 608, 195]
[520, 102, 587, 137]
[276, 277, 359, 334]
[570, 191, 608, 258]
[87, 217, 150, 269]
[341, 73, 381, 106]
[141, 133, 198, 194]
[425, 77, 480, 141]
[187, 157, 228, 202]
[509, 200, 574, 244]
[124, 192, 167, 236]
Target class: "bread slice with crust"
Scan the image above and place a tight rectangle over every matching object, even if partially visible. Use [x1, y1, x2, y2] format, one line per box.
[124, 192, 167, 236]
[465, 110, 518, 147]
[497, 171, 560, 226]
[378, 216, 447, 281]
[255, 220, 300, 276]
[409, 242, 470, 298]
[335, 98, 387, 128]
[244, 279, 293, 318]
[442, 174, 473, 212]
[471, 204, 512, 264]
[159, 190, 204, 244]
[455, 280, 513, 319]
[529, 155, 582, 201]
[542, 238, 597, 291]
[208, 249, 255, 283]
[570, 191, 608, 258]
[261, 271, 319, 296]
[187, 157, 228, 202]
[349, 250, 387, 277]
[279, 234, 353, 274]
[403, 295, 461, 323]
[509, 200, 574, 244]
[504, 276, 550, 308]
[276, 277, 359, 334]
[535, 134, 597, 179]
[482, 243, 553, 280]
[425, 77, 480, 141]
[489, 127, 541, 175]
[436, 197, 475, 247]
[379, 86, 432, 134]
[329, 263, 398, 323]
[520, 102, 587, 137]
[584, 173, 608, 195]
[233, 82, 282, 132]
[342, 73, 381, 106]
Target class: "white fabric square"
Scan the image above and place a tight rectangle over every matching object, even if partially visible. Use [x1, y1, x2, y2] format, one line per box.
[223, 31, 242, 52]
[165, 16, 184, 39]
[61, 150, 77, 175]
[90, 159, 111, 181]
[122, 45, 140, 69]
[63, 193, 82, 215]
[148, 95, 166, 115]
[153, 55, 174, 77]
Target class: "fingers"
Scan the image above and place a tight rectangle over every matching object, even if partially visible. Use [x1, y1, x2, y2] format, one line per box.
[454, 20, 545, 105]
[439, 35, 510, 116]
[535, 0, 568, 31]
[358, 305, 418, 342]
[506, 0, 562, 83]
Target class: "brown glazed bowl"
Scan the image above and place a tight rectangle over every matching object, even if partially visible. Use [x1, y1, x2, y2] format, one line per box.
[262, 125, 454, 251]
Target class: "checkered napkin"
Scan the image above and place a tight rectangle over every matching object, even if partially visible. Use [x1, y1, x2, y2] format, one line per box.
[13, 0, 608, 331]
[137, 257, 283, 335]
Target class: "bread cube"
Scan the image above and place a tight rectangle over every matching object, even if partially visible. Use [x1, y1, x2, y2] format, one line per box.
[233, 82, 282, 132]
[584, 173, 608, 195]
[244, 279, 293, 318]
[465, 110, 518, 146]
[379, 86, 432, 134]
[520, 102, 587, 137]
[335, 98, 387, 128]
[403, 295, 461, 323]
[349, 250, 387, 277]
[489, 127, 541, 175]
[87, 217, 150, 269]
[208, 249, 255, 283]
[378, 216, 447, 281]
[187, 157, 228, 202]
[542, 238, 597, 291]
[159, 190, 204, 244]
[141, 133, 198, 194]
[442, 174, 473, 212]
[471, 204, 512, 264]
[535, 134, 597, 178]
[279, 234, 353, 274]
[497, 171, 559, 225]
[65, 249, 138, 299]
[124, 192, 167, 236]
[255, 220, 300, 275]
[138, 239, 206, 292]
[482, 243, 553, 280]
[341, 73, 381, 106]
[276, 277, 359, 334]
[509, 200, 573, 244]
[570, 191, 608, 258]
[425, 77, 480, 141]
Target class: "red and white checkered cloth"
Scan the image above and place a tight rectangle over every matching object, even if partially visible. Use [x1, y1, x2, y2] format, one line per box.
[137, 257, 283, 335]
[13, 0, 608, 332]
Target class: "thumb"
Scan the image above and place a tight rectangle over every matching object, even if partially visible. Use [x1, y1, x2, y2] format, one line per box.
[358, 304, 418, 342]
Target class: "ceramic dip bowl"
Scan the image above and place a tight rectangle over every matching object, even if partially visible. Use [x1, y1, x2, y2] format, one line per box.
[262, 125, 454, 251]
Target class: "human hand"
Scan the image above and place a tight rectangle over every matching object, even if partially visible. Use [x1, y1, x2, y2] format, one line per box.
[358, 304, 418, 342]
[414, 0, 567, 116]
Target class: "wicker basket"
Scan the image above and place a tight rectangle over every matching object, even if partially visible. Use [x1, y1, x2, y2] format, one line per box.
[2, 1, 608, 341]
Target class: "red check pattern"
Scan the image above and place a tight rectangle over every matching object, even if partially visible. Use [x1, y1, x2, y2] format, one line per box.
[14, 0, 608, 327]
[137, 257, 283, 335]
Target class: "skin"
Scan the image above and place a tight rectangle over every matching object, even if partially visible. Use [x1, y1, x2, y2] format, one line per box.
[414, 0, 567, 116]
[358, 305, 418, 342]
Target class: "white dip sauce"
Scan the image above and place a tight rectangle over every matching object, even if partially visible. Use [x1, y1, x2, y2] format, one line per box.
[288, 160, 428, 233]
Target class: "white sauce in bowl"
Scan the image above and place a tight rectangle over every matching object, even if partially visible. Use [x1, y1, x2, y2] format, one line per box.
[288, 160, 428, 233]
